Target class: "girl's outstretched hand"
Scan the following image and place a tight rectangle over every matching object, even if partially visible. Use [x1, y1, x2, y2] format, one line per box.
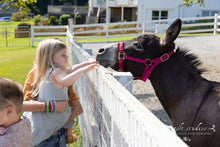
[56, 101, 68, 113]
[84, 62, 99, 73]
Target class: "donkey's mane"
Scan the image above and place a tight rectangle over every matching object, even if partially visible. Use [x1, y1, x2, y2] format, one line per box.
[175, 47, 206, 76]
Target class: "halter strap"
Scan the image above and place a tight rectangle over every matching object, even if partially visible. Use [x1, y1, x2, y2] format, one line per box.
[118, 42, 124, 71]
[118, 42, 174, 82]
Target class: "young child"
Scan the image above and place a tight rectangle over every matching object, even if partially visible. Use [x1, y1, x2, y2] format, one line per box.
[0, 78, 31, 147]
[23, 38, 99, 146]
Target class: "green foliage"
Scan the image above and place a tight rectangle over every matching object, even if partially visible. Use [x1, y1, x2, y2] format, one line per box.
[48, 16, 58, 26]
[38, 18, 49, 26]
[181, 0, 205, 7]
[17, 23, 31, 29]
[71, 118, 83, 146]
[11, 11, 29, 21]
[59, 14, 72, 25]
[74, 15, 81, 25]
[0, 0, 36, 12]
[33, 14, 43, 25]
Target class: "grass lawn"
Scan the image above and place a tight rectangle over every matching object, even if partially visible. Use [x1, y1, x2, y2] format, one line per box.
[0, 20, 34, 27]
[0, 46, 35, 85]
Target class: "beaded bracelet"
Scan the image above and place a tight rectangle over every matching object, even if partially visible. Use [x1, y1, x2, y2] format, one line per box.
[47, 101, 50, 114]
[54, 101, 57, 112]
[45, 101, 57, 113]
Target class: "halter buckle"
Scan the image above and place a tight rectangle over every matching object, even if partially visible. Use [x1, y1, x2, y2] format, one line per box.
[160, 53, 169, 62]
[118, 52, 125, 60]
[145, 59, 152, 66]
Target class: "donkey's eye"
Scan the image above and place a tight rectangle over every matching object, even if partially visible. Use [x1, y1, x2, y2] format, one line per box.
[133, 43, 141, 49]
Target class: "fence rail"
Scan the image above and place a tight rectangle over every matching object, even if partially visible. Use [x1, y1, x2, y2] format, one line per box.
[66, 29, 187, 147]
[31, 25, 68, 46]
[0, 26, 31, 48]
[31, 15, 220, 46]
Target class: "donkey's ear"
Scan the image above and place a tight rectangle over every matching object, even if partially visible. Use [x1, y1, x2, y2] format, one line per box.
[160, 18, 182, 46]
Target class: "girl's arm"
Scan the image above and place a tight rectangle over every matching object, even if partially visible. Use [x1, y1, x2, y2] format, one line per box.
[65, 100, 83, 124]
[53, 62, 99, 87]
[22, 100, 45, 112]
[22, 69, 68, 112]
[22, 100, 68, 112]
[71, 60, 97, 72]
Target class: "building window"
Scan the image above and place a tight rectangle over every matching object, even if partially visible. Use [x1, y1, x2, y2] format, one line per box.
[152, 10, 168, 20]
[152, 11, 159, 20]
[202, 11, 219, 16]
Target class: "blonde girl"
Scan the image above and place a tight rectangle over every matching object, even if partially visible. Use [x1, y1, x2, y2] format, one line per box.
[23, 38, 98, 147]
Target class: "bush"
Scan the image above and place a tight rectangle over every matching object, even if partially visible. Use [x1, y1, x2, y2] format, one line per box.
[74, 15, 81, 25]
[33, 15, 43, 25]
[38, 18, 49, 26]
[11, 11, 29, 21]
[15, 23, 31, 38]
[59, 14, 72, 25]
[48, 16, 58, 26]
[17, 23, 31, 29]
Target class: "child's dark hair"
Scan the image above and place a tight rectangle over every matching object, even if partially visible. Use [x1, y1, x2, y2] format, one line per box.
[0, 78, 23, 113]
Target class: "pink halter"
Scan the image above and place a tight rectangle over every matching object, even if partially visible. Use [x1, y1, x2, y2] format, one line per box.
[118, 42, 174, 82]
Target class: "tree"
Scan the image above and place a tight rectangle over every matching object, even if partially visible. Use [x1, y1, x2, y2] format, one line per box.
[182, 0, 205, 7]
[0, 0, 37, 12]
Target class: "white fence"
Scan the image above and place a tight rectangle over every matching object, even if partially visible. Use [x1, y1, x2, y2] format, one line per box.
[66, 29, 187, 147]
[31, 25, 68, 46]
[31, 15, 220, 46]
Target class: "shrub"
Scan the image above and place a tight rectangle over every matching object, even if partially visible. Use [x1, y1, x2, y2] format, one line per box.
[15, 23, 31, 38]
[33, 15, 43, 25]
[17, 23, 31, 29]
[48, 16, 58, 26]
[59, 14, 72, 25]
[74, 15, 81, 25]
[11, 11, 29, 21]
[38, 18, 49, 26]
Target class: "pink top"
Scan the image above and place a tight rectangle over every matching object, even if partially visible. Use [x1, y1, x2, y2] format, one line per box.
[0, 115, 31, 147]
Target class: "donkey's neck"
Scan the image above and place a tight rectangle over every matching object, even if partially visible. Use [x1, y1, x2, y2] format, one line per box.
[148, 49, 208, 121]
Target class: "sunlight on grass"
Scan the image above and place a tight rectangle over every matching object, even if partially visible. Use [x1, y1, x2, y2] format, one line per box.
[0, 46, 35, 85]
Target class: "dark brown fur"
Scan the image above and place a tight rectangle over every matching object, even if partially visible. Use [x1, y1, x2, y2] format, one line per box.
[96, 19, 220, 147]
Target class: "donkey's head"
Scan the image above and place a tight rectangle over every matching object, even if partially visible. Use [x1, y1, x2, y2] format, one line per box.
[96, 19, 182, 78]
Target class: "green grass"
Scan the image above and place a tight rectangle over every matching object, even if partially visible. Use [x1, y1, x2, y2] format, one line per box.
[0, 20, 34, 27]
[0, 46, 35, 85]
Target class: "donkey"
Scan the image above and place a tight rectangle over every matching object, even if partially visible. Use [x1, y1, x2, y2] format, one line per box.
[96, 19, 220, 147]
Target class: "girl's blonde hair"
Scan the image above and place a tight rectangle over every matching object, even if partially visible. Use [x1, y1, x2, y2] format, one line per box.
[31, 38, 67, 98]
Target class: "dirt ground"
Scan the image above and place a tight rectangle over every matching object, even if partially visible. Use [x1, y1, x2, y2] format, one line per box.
[82, 35, 220, 126]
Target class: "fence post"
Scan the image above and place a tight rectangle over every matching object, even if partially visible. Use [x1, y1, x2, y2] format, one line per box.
[142, 21, 145, 34]
[112, 72, 133, 93]
[106, 23, 109, 42]
[31, 26, 34, 47]
[68, 18, 74, 33]
[213, 13, 218, 36]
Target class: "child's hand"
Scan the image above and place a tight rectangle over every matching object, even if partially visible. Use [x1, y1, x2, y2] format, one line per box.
[84, 62, 99, 73]
[56, 101, 68, 113]
[0, 126, 6, 135]
[88, 58, 98, 64]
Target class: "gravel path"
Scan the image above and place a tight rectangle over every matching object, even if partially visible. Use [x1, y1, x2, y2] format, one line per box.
[81, 35, 220, 125]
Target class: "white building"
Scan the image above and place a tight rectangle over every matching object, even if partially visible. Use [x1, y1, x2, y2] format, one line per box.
[138, 0, 220, 23]
[88, 0, 220, 23]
